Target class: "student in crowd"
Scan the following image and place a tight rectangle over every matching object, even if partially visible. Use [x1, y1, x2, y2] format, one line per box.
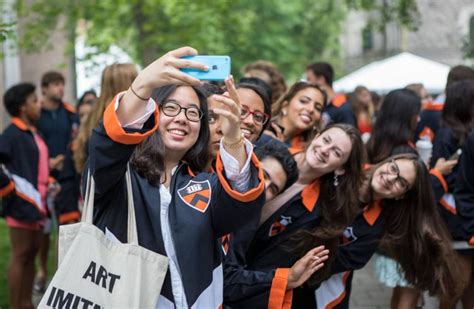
[267, 82, 326, 149]
[235, 81, 272, 144]
[312, 153, 462, 308]
[429, 80, 474, 308]
[241, 60, 287, 104]
[73, 63, 137, 173]
[349, 85, 374, 136]
[35, 71, 80, 292]
[221, 141, 299, 258]
[366, 89, 421, 163]
[306, 62, 356, 127]
[405, 83, 432, 109]
[415, 65, 474, 142]
[224, 124, 365, 308]
[450, 130, 474, 308]
[76, 90, 97, 125]
[87, 47, 265, 308]
[0, 83, 48, 308]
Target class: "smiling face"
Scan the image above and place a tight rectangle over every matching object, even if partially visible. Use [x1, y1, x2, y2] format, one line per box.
[371, 158, 417, 199]
[158, 86, 201, 160]
[282, 87, 324, 134]
[207, 96, 223, 158]
[305, 127, 352, 175]
[261, 156, 287, 202]
[236, 87, 265, 143]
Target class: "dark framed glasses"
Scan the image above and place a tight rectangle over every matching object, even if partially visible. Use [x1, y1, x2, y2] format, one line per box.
[386, 158, 410, 192]
[160, 101, 203, 122]
[240, 106, 270, 126]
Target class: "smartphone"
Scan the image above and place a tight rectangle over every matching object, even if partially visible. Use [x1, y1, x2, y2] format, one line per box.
[448, 149, 462, 161]
[181, 55, 231, 81]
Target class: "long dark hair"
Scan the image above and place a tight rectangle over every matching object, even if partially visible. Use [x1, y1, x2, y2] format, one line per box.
[272, 82, 327, 143]
[291, 124, 365, 285]
[365, 154, 462, 299]
[130, 85, 210, 184]
[366, 89, 421, 163]
[441, 80, 474, 146]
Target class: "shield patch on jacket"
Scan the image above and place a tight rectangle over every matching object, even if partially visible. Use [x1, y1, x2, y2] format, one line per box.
[178, 180, 211, 213]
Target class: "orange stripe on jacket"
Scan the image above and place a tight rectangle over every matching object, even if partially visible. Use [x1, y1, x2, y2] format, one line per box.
[363, 200, 382, 226]
[59, 210, 81, 224]
[301, 180, 320, 212]
[0, 181, 15, 197]
[331, 94, 347, 108]
[103, 94, 159, 145]
[419, 126, 435, 142]
[430, 168, 448, 193]
[11, 117, 29, 131]
[423, 102, 443, 111]
[268, 268, 293, 309]
[440, 198, 457, 215]
[63, 102, 77, 114]
[15, 191, 46, 216]
[326, 271, 352, 309]
[290, 136, 306, 150]
[215, 150, 265, 202]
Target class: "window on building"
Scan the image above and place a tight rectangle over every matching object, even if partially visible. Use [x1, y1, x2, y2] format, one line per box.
[362, 24, 373, 52]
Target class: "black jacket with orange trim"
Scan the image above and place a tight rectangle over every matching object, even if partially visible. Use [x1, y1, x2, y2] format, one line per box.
[415, 102, 443, 142]
[294, 203, 386, 309]
[324, 94, 357, 127]
[88, 100, 265, 308]
[223, 181, 321, 309]
[428, 127, 472, 241]
[0, 118, 47, 222]
[453, 131, 474, 243]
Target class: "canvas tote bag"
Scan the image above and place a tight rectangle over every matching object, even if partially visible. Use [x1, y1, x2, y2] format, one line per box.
[39, 167, 169, 308]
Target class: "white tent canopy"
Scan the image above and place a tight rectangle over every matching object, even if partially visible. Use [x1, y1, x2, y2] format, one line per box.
[334, 52, 450, 94]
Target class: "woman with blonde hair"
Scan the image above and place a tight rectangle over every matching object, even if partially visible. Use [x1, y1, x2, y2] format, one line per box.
[73, 63, 138, 173]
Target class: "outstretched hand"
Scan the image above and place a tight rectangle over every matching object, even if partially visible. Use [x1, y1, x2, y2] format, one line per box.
[212, 76, 243, 144]
[118, 46, 208, 125]
[287, 246, 329, 290]
[132, 46, 208, 96]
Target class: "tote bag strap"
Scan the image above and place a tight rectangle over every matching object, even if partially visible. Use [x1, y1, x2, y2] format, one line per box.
[81, 165, 139, 245]
[81, 170, 95, 224]
[125, 165, 139, 245]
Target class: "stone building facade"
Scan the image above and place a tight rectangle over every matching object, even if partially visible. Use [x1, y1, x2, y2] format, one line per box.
[340, 0, 474, 73]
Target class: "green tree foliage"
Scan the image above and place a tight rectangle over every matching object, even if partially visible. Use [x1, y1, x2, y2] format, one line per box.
[15, 0, 418, 79]
[15, 0, 347, 80]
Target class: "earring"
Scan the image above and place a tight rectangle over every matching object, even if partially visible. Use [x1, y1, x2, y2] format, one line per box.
[333, 174, 339, 187]
[282, 110, 287, 116]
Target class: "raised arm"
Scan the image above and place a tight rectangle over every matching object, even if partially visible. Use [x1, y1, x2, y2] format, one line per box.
[117, 47, 207, 125]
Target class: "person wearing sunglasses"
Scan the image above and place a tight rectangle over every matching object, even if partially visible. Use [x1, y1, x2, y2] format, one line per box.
[87, 47, 265, 308]
[308, 153, 462, 308]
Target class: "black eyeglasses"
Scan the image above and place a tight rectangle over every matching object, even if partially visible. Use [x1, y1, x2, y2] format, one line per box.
[240, 106, 270, 126]
[386, 158, 410, 192]
[160, 101, 203, 122]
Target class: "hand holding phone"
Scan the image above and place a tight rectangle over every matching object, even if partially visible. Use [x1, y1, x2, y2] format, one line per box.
[448, 149, 462, 161]
[181, 56, 231, 81]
